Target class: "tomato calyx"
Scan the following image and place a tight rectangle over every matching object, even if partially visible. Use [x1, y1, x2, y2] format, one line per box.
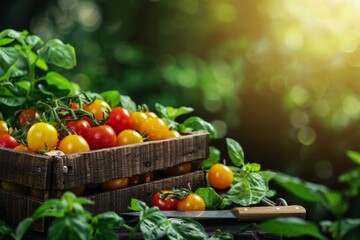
[155, 185, 191, 201]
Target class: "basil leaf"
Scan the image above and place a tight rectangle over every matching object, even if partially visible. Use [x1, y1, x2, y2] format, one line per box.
[227, 172, 268, 206]
[0, 96, 27, 107]
[209, 229, 233, 240]
[347, 150, 360, 165]
[120, 94, 137, 112]
[155, 103, 171, 120]
[0, 29, 23, 39]
[26, 35, 43, 47]
[140, 207, 168, 240]
[92, 212, 125, 240]
[15, 218, 34, 240]
[245, 163, 261, 172]
[48, 215, 92, 240]
[0, 220, 14, 239]
[260, 217, 328, 240]
[38, 39, 76, 69]
[101, 90, 121, 108]
[45, 71, 75, 96]
[226, 138, 244, 167]
[167, 218, 208, 240]
[0, 47, 20, 77]
[129, 198, 148, 212]
[195, 187, 222, 210]
[202, 146, 221, 169]
[0, 38, 15, 46]
[183, 116, 217, 138]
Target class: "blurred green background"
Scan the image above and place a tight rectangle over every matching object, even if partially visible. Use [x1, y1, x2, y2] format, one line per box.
[2, 0, 360, 226]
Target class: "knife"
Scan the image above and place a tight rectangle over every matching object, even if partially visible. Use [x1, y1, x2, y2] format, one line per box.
[122, 205, 306, 221]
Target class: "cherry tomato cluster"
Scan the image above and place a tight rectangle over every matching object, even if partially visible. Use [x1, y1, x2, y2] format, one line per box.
[0, 96, 181, 154]
[0, 95, 184, 198]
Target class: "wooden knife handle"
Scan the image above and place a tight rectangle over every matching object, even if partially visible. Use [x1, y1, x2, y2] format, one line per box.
[231, 205, 306, 221]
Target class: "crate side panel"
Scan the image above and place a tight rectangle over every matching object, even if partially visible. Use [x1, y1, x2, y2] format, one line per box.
[85, 170, 205, 214]
[55, 133, 209, 189]
[0, 148, 52, 189]
[0, 189, 45, 232]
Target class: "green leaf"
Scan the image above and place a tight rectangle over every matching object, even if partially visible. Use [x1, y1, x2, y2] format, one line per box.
[0, 220, 14, 239]
[202, 146, 221, 169]
[0, 38, 15, 46]
[321, 218, 360, 239]
[226, 138, 244, 167]
[0, 96, 27, 107]
[15, 217, 34, 240]
[140, 207, 168, 240]
[167, 218, 208, 240]
[93, 212, 125, 240]
[245, 163, 261, 172]
[130, 198, 148, 212]
[260, 217, 328, 240]
[209, 229, 233, 240]
[121, 95, 137, 112]
[166, 106, 194, 120]
[195, 187, 222, 210]
[183, 116, 217, 138]
[45, 71, 75, 96]
[48, 215, 92, 240]
[0, 29, 23, 40]
[0, 47, 20, 77]
[338, 168, 360, 197]
[155, 103, 171, 120]
[347, 150, 360, 165]
[227, 172, 268, 206]
[31, 199, 65, 220]
[26, 35, 43, 47]
[100, 90, 121, 108]
[37, 39, 76, 69]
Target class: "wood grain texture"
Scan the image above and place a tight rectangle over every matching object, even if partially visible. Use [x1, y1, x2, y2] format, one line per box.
[53, 132, 209, 189]
[0, 148, 52, 189]
[85, 170, 206, 214]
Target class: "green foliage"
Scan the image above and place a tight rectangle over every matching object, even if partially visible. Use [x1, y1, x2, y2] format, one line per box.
[260, 150, 360, 240]
[0, 29, 76, 120]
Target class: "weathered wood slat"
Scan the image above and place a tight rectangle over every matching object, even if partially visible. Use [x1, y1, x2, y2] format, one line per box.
[0, 149, 52, 189]
[53, 133, 209, 189]
[85, 170, 206, 214]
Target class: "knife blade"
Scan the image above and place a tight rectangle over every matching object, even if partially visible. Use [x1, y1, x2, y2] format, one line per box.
[122, 205, 306, 221]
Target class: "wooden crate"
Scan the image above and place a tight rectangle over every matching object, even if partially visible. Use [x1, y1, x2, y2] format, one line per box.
[0, 132, 209, 232]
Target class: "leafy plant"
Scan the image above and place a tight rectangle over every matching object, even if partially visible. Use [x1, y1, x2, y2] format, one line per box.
[155, 103, 217, 138]
[0, 29, 77, 120]
[259, 150, 360, 240]
[0, 192, 233, 240]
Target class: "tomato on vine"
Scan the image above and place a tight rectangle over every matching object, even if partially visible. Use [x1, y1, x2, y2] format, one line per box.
[17, 109, 41, 128]
[151, 190, 178, 210]
[207, 163, 233, 190]
[83, 99, 111, 121]
[139, 117, 170, 141]
[27, 122, 58, 152]
[58, 135, 90, 154]
[85, 125, 116, 150]
[0, 133, 19, 149]
[106, 107, 133, 134]
[116, 129, 143, 146]
[177, 193, 206, 211]
[65, 119, 91, 136]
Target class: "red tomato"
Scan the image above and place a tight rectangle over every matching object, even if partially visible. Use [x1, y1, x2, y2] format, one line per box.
[65, 119, 91, 136]
[0, 133, 19, 149]
[177, 193, 206, 211]
[151, 190, 178, 210]
[85, 125, 116, 150]
[106, 107, 133, 135]
[17, 109, 41, 128]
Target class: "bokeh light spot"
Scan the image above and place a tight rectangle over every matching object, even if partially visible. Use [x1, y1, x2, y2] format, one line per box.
[214, 3, 237, 23]
[290, 110, 309, 128]
[297, 127, 316, 145]
[76, 1, 102, 32]
[211, 120, 228, 139]
[340, 29, 359, 53]
[315, 160, 333, 179]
